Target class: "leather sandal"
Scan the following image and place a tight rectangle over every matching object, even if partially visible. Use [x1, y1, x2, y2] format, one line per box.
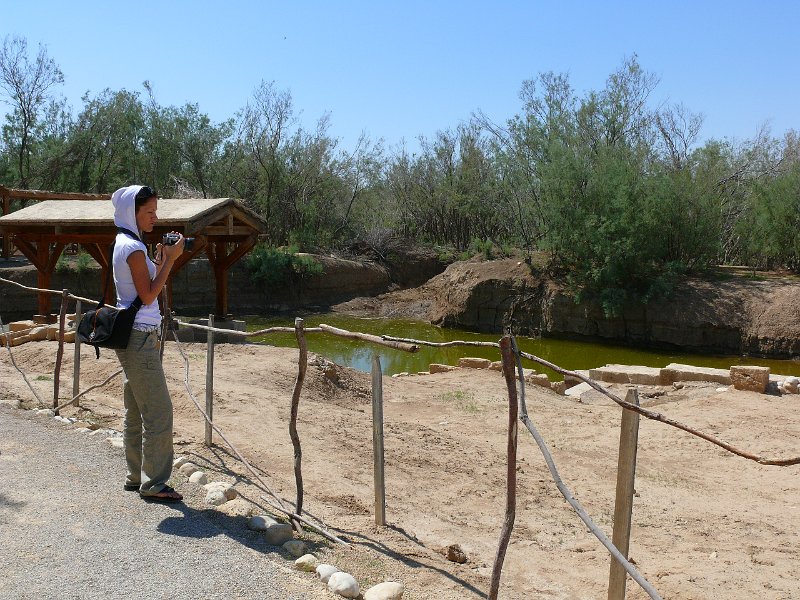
[141, 485, 183, 503]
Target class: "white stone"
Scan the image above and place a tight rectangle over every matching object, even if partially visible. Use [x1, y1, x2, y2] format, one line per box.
[316, 564, 340, 583]
[173, 455, 190, 468]
[282, 539, 307, 558]
[205, 490, 228, 506]
[565, 382, 593, 398]
[328, 571, 359, 598]
[107, 437, 124, 448]
[178, 462, 199, 477]
[248, 515, 271, 531]
[75, 428, 92, 434]
[364, 581, 405, 600]
[716, 387, 729, 392]
[36, 409, 55, 416]
[203, 481, 236, 499]
[295, 554, 319, 572]
[264, 521, 293, 545]
[188, 471, 208, 485]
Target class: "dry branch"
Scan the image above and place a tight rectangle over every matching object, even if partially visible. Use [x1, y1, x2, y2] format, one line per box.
[53, 290, 69, 414]
[53, 368, 123, 413]
[511, 338, 663, 600]
[169, 330, 348, 546]
[382, 334, 499, 349]
[289, 317, 307, 533]
[0, 311, 46, 407]
[319, 324, 418, 352]
[517, 350, 800, 466]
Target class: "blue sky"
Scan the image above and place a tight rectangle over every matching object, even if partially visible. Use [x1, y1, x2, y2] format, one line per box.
[1, 0, 798, 154]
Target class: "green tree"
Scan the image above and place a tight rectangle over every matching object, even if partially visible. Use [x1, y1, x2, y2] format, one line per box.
[0, 36, 64, 188]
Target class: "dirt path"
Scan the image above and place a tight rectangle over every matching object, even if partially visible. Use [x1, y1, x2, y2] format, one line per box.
[2, 340, 799, 599]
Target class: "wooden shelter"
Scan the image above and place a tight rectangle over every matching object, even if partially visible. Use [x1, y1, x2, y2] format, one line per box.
[0, 195, 266, 320]
[0, 185, 112, 258]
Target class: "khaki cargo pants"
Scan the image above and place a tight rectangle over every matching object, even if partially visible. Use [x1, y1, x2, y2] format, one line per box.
[115, 329, 174, 495]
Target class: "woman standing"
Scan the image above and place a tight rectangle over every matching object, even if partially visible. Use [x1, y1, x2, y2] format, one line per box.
[112, 184, 184, 503]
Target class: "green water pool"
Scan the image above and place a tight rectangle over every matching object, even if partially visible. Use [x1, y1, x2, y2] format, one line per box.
[242, 314, 800, 379]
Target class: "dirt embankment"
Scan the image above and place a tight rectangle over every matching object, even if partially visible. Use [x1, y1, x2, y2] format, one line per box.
[337, 259, 800, 359]
[0, 248, 447, 321]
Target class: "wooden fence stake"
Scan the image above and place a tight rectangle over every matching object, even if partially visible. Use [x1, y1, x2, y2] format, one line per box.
[72, 299, 81, 407]
[289, 317, 307, 533]
[608, 387, 641, 600]
[205, 313, 215, 447]
[53, 289, 69, 414]
[371, 353, 386, 526]
[489, 336, 519, 600]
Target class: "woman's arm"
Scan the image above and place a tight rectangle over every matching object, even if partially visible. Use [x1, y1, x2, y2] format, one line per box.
[127, 236, 184, 305]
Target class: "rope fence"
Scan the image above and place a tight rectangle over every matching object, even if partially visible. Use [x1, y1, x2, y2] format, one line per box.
[2, 275, 798, 599]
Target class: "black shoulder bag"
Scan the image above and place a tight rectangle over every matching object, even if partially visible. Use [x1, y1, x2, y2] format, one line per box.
[77, 227, 145, 358]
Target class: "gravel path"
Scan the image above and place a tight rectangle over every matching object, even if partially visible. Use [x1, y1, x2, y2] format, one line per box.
[0, 404, 321, 600]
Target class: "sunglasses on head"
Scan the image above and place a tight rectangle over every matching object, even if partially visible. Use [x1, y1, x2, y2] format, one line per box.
[135, 186, 156, 201]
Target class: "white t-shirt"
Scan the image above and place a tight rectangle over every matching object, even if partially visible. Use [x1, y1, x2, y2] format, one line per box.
[112, 232, 162, 327]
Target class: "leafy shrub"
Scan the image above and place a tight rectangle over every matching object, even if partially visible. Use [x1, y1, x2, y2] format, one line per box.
[246, 244, 323, 288]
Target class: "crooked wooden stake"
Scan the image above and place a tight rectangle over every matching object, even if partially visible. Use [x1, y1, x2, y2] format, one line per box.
[489, 335, 519, 600]
[289, 317, 307, 533]
[372, 353, 386, 526]
[53, 290, 69, 414]
[608, 388, 641, 600]
[72, 299, 81, 407]
[205, 313, 215, 447]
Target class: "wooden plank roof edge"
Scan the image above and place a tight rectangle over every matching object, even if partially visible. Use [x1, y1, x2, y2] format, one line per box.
[0, 185, 111, 201]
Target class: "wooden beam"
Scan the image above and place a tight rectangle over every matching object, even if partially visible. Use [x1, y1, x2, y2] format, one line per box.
[1, 189, 10, 258]
[80, 243, 110, 270]
[0, 186, 110, 201]
[202, 225, 254, 236]
[14, 237, 46, 270]
[218, 234, 259, 271]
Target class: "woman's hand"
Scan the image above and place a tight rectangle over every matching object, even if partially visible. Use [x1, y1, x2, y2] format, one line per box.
[162, 232, 185, 262]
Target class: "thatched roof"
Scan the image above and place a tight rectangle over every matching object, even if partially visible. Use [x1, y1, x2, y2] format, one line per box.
[0, 198, 266, 236]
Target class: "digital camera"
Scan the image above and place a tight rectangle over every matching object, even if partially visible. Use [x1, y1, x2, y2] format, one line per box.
[163, 232, 194, 252]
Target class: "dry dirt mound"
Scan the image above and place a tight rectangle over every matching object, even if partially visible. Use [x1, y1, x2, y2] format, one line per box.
[338, 259, 800, 358]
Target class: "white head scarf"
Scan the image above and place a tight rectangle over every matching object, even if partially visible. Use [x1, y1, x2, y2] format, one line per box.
[111, 185, 145, 234]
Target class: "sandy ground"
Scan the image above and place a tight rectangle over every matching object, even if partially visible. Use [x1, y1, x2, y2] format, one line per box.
[1, 338, 799, 599]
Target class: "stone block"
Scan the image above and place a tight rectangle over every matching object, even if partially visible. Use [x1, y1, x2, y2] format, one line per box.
[9, 320, 35, 332]
[458, 357, 491, 369]
[29, 326, 49, 341]
[661, 363, 731, 385]
[489, 361, 503, 371]
[429, 363, 456, 374]
[588, 364, 663, 385]
[551, 381, 567, 395]
[526, 373, 551, 388]
[730, 365, 770, 393]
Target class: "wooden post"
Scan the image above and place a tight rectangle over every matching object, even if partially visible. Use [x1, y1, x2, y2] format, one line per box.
[53, 290, 69, 414]
[371, 353, 386, 526]
[289, 317, 307, 532]
[608, 388, 641, 600]
[205, 313, 215, 446]
[72, 299, 81, 407]
[489, 336, 519, 600]
[1, 191, 10, 258]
